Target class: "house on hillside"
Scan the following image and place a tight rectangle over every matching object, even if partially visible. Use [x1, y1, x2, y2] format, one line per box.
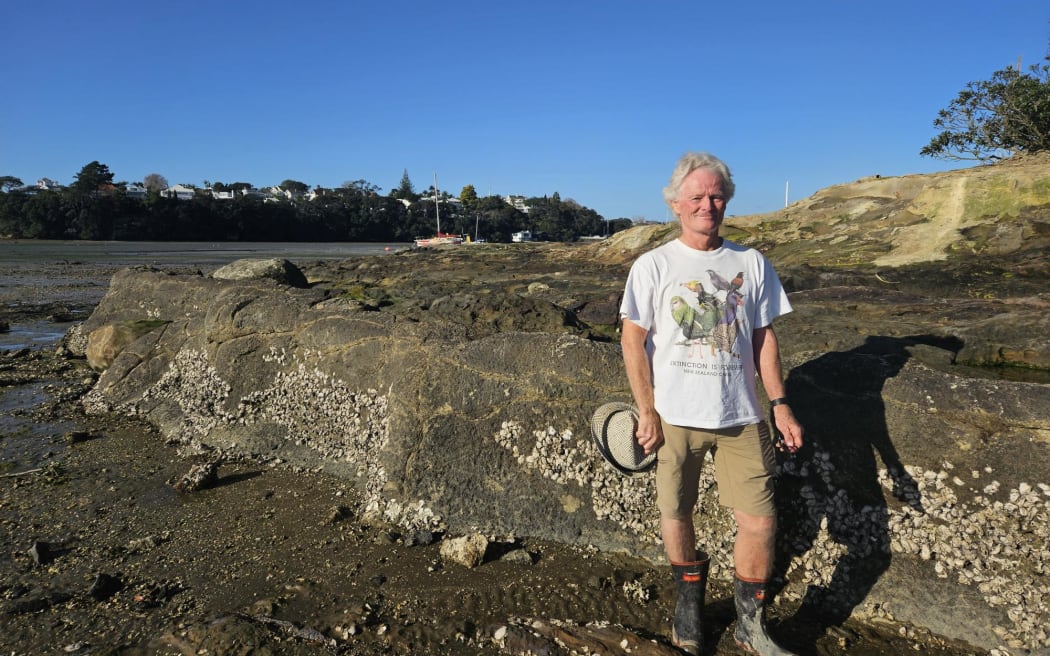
[265, 186, 320, 202]
[240, 187, 267, 200]
[161, 184, 196, 200]
[503, 195, 531, 213]
[8, 178, 63, 194]
[125, 184, 147, 199]
[420, 192, 463, 210]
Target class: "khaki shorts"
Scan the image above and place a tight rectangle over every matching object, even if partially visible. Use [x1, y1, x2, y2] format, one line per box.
[656, 420, 776, 518]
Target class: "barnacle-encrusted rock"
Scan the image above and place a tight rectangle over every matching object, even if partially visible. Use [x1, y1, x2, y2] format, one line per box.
[74, 243, 1050, 654]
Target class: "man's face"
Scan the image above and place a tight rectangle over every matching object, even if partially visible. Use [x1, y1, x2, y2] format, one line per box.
[671, 168, 728, 239]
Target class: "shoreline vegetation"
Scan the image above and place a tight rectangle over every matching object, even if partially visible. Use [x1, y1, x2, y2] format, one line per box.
[0, 163, 632, 245]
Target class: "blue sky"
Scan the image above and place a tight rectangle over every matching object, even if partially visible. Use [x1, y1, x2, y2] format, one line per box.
[3, 1, 1047, 221]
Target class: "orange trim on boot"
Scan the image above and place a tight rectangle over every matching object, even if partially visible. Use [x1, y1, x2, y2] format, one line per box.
[672, 560, 708, 582]
[734, 574, 767, 584]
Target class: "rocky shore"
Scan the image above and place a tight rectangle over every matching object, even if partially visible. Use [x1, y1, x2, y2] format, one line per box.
[1, 242, 1019, 655]
[7, 148, 1050, 653]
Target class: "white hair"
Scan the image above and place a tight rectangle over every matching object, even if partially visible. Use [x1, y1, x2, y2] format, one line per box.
[662, 152, 736, 209]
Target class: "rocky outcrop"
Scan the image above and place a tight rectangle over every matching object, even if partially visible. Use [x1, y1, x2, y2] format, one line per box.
[724, 151, 1050, 270]
[76, 263, 646, 555]
[71, 154, 1050, 654]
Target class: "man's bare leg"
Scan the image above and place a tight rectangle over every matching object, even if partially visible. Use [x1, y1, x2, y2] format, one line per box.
[733, 510, 775, 580]
[662, 515, 698, 562]
[732, 510, 795, 655]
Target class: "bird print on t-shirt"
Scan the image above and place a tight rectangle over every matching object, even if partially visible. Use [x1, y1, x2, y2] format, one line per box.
[670, 271, 744, 358]
[707, 270, 744, 294]
[709, 288, 743, 358]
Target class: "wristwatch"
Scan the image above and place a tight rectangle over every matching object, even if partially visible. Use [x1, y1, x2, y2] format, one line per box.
[769, 397, 789, 408]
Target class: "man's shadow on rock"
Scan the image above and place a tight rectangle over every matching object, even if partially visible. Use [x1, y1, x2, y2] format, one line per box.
[768, 334, 962, 652]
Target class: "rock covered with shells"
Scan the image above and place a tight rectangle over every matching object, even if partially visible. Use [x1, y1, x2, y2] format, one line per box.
[78, 265, 645, 548]
[73, 257, 1050, 654]
[774, 339, 1050, 654]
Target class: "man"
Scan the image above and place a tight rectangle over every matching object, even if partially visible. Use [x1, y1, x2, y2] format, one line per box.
[619, 152, 803, 655]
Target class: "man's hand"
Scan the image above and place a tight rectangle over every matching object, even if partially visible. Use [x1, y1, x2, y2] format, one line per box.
[635, 411, 664, 455]
[772, 404, 803, 453]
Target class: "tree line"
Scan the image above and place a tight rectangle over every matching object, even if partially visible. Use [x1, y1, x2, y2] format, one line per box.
[0, 163, 633, 243]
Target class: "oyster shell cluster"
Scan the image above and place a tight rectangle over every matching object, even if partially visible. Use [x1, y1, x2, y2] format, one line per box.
[776, 447, 1049, 651]
[85, 347, 443, 532]
[495, 420, 659, 539]
[494, 421, 1050, 652]
[85, 345, 1049, 651]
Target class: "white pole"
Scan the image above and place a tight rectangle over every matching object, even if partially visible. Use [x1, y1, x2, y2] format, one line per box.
[434, 173, 440, 235]
[784, 180, 789, 208]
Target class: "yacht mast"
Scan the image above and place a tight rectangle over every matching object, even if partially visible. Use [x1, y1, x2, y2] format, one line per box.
[434, 173, 441, 235]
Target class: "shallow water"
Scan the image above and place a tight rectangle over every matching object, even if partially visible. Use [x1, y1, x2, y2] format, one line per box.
[0, 320, 72, 351]
[0, 382, 74, 469]
[1, 239, 409, 350]
[0, 239, 408, 265]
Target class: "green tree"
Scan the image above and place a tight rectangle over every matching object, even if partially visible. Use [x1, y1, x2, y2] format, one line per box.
[66, 161, 116, 239]
[71, 195, 116, 240]
[922, 49, 1050, 161]
[16, 191, 67, 238]
[0, 187, 29, 235]
[342, 179, 380, 195]
[521, 193, 605, 241]
[472, 195, 525, 242]
[457, 184, 478, 202]
[279, 179, 310, 194]
[392, 169, 417, 201]
[72, 161, 115, 196]
[0, 175, 24, 191]
[459, 184, 478, 209]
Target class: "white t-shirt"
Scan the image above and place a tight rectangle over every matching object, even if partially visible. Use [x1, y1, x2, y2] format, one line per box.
[620, 238, 792, 429]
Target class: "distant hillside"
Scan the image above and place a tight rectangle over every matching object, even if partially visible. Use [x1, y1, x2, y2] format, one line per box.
[591, 153, 1050, 271]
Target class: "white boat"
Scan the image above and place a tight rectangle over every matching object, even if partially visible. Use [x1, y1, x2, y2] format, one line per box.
[415, 174, 464, 248]
[511, 230, 536, 243]
[414, 233, 464, 247]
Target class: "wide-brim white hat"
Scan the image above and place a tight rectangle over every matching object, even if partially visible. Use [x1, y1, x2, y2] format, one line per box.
[590, 402, 656, 475]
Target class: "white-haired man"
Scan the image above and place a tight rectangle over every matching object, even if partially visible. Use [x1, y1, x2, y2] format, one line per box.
[620, 152, 803, 655]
